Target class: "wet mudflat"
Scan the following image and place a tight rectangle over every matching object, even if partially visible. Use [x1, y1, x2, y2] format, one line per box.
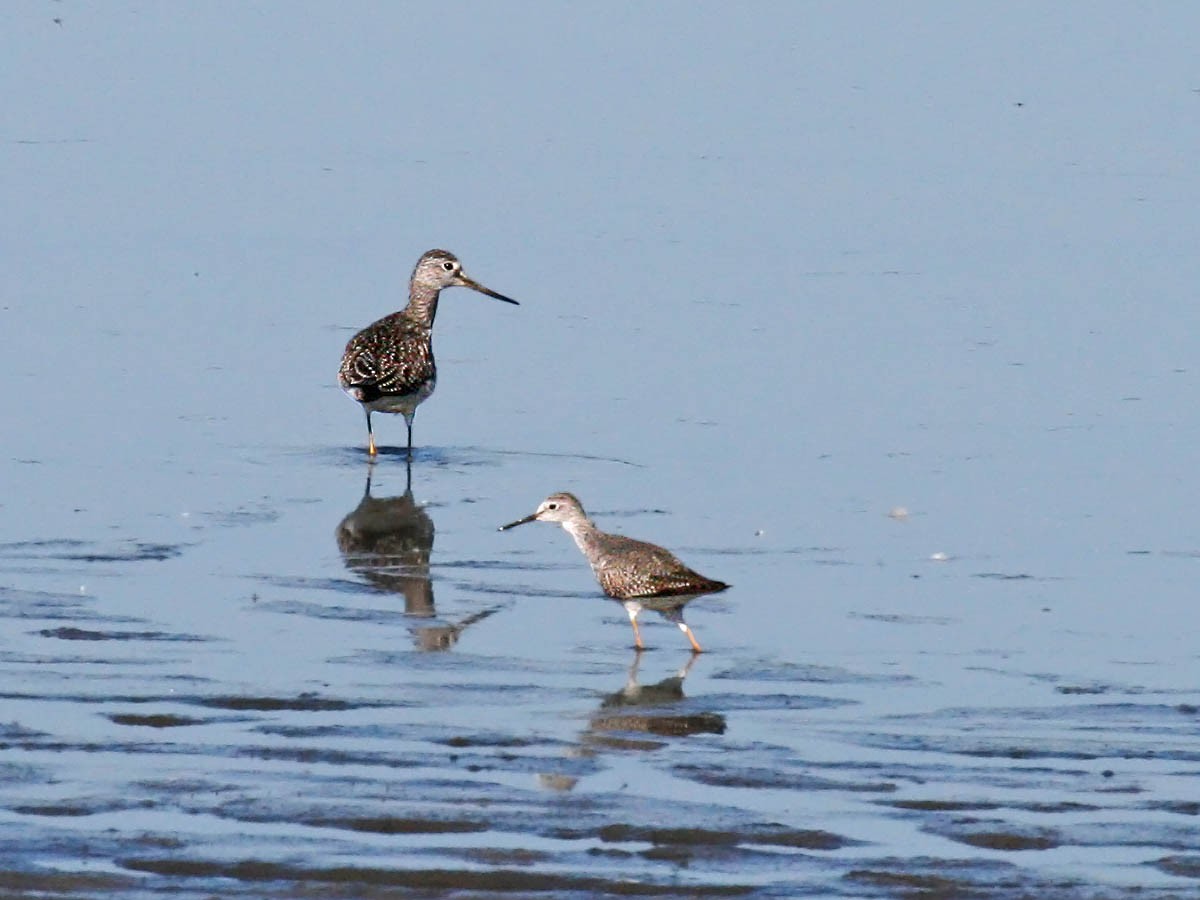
[1, 446, 1198, 899]
[5, 3, 1200, 897]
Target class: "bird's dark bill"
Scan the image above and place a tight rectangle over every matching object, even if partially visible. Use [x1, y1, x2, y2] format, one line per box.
[459, 274, 519, 305]
[498, 512, 538, 530]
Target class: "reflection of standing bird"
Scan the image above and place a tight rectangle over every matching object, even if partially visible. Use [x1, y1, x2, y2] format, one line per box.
[338, 249, 519, 457]
[500, 492, 728, 652]
[335, 463, 436, 616]
[336, 464, 497, 651]
[588, 654, 726, 742]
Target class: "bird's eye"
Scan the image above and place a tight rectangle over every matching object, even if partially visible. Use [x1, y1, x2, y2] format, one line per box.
[442, 261, 454, 271]
[547, 503, 558, 510]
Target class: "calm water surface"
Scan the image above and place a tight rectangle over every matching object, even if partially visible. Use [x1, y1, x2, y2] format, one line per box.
[3, 3, 1199, 897]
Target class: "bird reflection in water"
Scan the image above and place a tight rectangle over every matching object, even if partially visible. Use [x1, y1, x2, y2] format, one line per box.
[539, 654, 727, 791]
[587, 653, 726, 745]
[336, 461, 495, 651]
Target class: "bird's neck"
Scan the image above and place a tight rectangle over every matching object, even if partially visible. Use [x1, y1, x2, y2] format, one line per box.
[562, 517, 601, 557]
[404, 283, 440, 327]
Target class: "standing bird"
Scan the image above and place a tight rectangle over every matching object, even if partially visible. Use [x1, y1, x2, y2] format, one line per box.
[500, 492, 729, 652]
[338, 249, 518, 456]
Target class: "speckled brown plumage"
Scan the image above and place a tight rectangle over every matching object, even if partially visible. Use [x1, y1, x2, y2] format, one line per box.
[500, 492, 729, 652]
[585, 531, 728, 600]
[339, 312, 437, 407]
[338, 249, 518, 456]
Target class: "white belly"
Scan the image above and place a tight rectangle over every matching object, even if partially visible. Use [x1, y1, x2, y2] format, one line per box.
[350, 378, 435, 417]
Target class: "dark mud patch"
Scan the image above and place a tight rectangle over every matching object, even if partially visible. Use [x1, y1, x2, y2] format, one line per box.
[584, 734, 671, 751]
[119, 857, 755, 896]
[845, 867, 981, 899]
[637, 842, 812, 867]
[884, 799, 1002, 812]
[1154, 855, 1200, 878]
[594, 823, 854, 851]
[438, 733, 541, 749]
[195, 694, 366, 712]
[36, 626, 206, 642]
[255, 722, 417, 739]
[950, 830, 1061, 851]
[305, 815, 488, 835]
[840, 856, 1147, 900]
[13, 804, 97, 817]
[13, 794, 159, 818]
[1055, 683, 1113, 695]
[1016, 801, 1101, 813]
[0, 871, 138, 896]
[459, 847, 552, 866]
[107, 713, 206, 728]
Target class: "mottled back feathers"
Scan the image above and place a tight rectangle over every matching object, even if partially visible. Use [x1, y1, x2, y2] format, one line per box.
[339, 312, 434, 404]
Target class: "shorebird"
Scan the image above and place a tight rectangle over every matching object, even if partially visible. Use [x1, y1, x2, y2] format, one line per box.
[338, 249, 518, 456]
[500, 492, 728, 652]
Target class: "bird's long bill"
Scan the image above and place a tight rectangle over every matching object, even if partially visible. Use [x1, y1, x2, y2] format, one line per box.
[498, 512, 538, 531]
[458, 273, 519, 305]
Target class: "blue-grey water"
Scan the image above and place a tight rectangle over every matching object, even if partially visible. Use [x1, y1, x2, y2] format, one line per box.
[3, 2, 1199, 897]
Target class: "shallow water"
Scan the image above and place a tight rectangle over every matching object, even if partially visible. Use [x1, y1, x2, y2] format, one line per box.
[4, 2, 1200, 897]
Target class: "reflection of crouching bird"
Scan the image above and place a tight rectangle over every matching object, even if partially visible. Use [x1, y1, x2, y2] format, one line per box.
[500, 492, 728, 652]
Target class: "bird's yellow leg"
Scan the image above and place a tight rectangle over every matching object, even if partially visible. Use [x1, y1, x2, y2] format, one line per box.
[679, 622, 703, 653]
[365, 410, 377, 456]
[627, 607, 644, 650]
